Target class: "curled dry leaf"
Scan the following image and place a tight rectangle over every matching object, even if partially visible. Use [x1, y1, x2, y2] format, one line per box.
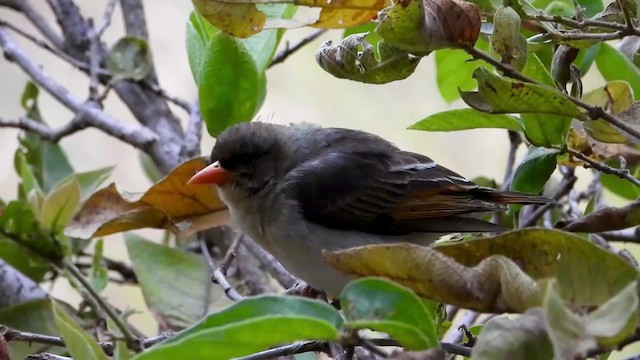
[323, 228, 638, 313]
[65, 158, 229, 239]
[556, 198, 640, 233]
[377, 0, 481, 52]
[315, 34, 422, 84]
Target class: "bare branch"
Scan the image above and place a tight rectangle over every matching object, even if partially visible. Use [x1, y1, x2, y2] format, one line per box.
[26, 353, 71, 360]
[0, 27, 157, 148]
[269, 30, 327, 68]
[0, 0, 65, 49]
[1, 325, 172, 356]
[119, 0, 150, 39]
[45, 0, 91, 54]
[463, 45, 640, 141]
[0, 116, 87, 142]
[242, 235, 298, 289]
[63, 260, 138, 346]
[200, 236, 244, 301]
[95, 0, 119, 37]
[0, 260, 48, 308]
[567, 148, 640, 187]
[181, 100, 203, 159]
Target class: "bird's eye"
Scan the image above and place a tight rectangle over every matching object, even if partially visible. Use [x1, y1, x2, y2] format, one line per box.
[237, 154, 254, 167]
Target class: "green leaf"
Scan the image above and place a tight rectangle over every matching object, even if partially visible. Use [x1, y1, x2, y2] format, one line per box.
[577, 0, 604, 16]
[14, 149, 41, 199]
[18, 81, 74, 193]
[241, 4, 295, 71]
[461, 67, 584, 117]
[435, 38, 489, 103]
[510, 146, 557, 197]
[125, 234, 226, 329]
[133, 295, 343, 360]
[138, 152, 163, 184]
[472, 309, 554, 360]
[90, 239, 108, 293]
[582, 81, 634, 144]
[53, 301, 109, 360]
[408, 109, 523, 132]
[586, 281, 639, 343]
[0, 300, 66, 359]
[0, 238, 49, 281]
[520, 54, 572, 147]
[198, 32, 266, 136]
[596, 43, 640, 100]
[340, 278, 438, 350]
[107, 36, 152, 82]
[39, 177, 81, 233]
[575, 44, 601, 74]
[0, 200, 63, 262]
[186, 11, 219, 83]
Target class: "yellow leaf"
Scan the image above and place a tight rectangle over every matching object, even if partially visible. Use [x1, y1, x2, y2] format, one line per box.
[192, 0, 267, 38]
[65, 158, 229, 239]
[323, 228, 638, 313]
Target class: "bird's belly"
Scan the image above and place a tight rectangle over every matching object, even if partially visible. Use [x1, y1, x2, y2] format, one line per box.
[227, 202, 442, 297]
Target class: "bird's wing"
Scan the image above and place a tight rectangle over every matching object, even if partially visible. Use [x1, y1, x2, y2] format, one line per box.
[285, 149, 550, 235]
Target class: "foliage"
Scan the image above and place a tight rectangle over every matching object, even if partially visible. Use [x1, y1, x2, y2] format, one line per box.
[3, 0, 640, 359]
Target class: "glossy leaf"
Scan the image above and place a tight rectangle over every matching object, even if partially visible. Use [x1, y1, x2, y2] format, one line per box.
[133, 295, 343, 360]
[125, 234, 227, 329]
[340, 278, 438, 350]
[596, 43, 640, 101]
[198, 32, 266, 136]
[409, 109, 523, 132]
[510, 146, 557, 199]
[434, 38, 489, 103]
[90, 239, 108, 293]
[520, 54, 572, 147]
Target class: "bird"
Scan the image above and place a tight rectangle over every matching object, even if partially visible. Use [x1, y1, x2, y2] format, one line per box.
[188, 122, 552, 297]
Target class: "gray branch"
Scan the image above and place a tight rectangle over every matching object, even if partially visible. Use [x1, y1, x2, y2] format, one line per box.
[0, 26, 158, 149]
[0, 260, 48, 308]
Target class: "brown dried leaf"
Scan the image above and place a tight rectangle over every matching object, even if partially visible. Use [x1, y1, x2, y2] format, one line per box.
[377, 0, 481, 51]
[557, 127, 609, 167]
[297, 0, 388, 28]
[557, 199, 640, 233]
[65, 158, 228, 239]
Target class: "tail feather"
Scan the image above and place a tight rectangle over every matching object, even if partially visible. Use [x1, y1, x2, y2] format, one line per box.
[475, 189, 555, 205]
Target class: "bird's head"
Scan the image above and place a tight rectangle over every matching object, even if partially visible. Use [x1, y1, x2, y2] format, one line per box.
[188, 122, 286, 196]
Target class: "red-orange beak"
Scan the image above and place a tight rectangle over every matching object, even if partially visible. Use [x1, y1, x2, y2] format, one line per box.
[188, 161, 234, 185]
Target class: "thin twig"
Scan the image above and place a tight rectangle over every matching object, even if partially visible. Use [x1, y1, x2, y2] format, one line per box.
[520, 168, 577, 227]
[0, 115, 87, 142]
[463, 45, 640, 141]
[242, 235, 298, 289]
[95, 0, 118, 36]
[522, 13, 639, 33]
[199, 236, 244, 301]
[501, 130, 522, 190]
[0, 27, 157, 148]
[269, 29, 327, 68]
[63, 260, 137, 346]
[567, 148, 640, 187]
[4, 0, 65, 49]
[221, 233, 243, 274]
[1, 325, 171, 356]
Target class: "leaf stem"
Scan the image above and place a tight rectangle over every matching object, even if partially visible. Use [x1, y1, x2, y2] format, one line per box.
[62, 259, 138, 347]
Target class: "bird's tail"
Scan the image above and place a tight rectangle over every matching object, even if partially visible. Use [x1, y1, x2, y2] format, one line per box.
[475, 189, 556, 205]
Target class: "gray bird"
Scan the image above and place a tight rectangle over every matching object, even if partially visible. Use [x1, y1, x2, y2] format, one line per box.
[189, 122, 551, 297]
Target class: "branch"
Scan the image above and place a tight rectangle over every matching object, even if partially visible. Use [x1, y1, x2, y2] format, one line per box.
[269, 29, 327, 68]
[0, 116, 87, 142]
[241, 235, 298, 289]
[463, 45, 640, 142]
[0, 27, 157, 149]
[0, 260, 48, 308]
[520, 167, 577, 227]
[63, 260, 137, 346]
[1, 0, 65, 49]
[567, 148, 640, 187]
[1, 325, 172, 356]
[180, 100, 203, 159]
[199, 236, 244, 301]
